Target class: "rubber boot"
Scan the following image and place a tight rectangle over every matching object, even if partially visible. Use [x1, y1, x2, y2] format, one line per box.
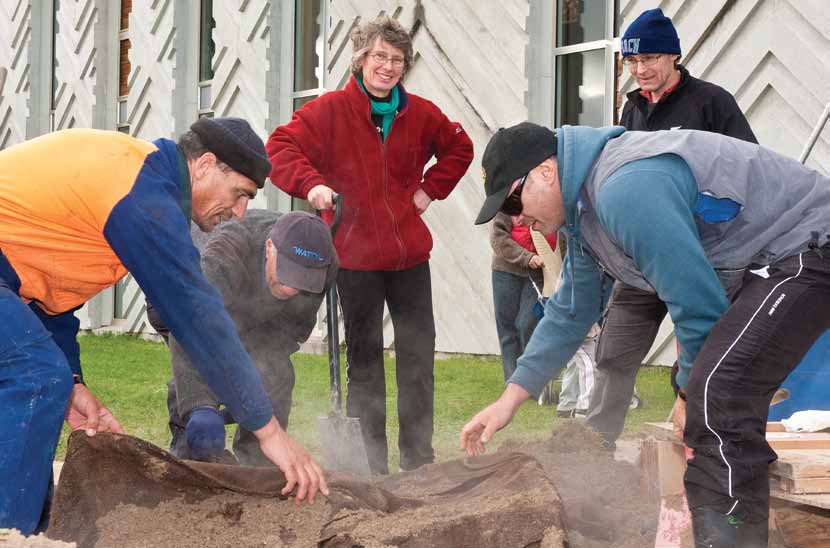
[692, 506, 737, 547]
[736, 518, 768, 548]
[693, 506, 769, 548]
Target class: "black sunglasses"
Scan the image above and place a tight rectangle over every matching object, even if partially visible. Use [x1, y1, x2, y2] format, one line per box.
[499, 174, 527, 216]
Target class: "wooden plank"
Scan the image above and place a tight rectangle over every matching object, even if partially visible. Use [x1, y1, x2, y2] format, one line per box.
[642, 422, 678, 442]
[640, 439, 687, 501]
[771, 490, 830, 510]
[771, 474, 830, 495]
[771, 504, 830, 546]
[772, 451, 830, 479]
[643, 423, 830, 450]
[765, 433, 830, 451]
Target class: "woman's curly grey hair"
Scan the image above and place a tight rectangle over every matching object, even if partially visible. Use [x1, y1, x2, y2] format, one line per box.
[350, 15, 413, 76]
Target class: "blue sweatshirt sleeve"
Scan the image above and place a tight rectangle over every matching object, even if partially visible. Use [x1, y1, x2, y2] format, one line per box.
[594, 155, 730, 389]
[103, 147, 273, 432]
[509, 243, 613, 398]
[30, 305, 82, 380]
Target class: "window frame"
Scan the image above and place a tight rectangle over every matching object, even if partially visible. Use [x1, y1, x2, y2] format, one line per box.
[552, 0, 620, 127]
[288, 0, 328, 212]
[197, 0, 215, 117]
[290, 0, 328, 108]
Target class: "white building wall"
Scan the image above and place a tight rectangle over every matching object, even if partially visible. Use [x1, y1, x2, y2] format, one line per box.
[1, 1, 828, 357]
[0, 0, 31, 147]
[211, 0, 273, 210]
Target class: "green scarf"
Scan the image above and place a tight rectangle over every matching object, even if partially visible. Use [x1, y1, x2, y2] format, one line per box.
[357, 75, 399, 141]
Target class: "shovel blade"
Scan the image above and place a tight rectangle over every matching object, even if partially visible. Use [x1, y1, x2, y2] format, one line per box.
[317, 413, 371, 476]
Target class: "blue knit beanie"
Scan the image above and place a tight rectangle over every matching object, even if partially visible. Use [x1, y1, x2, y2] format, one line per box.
[621, 8, 681, 57]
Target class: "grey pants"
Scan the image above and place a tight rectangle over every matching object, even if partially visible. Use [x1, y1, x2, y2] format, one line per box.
[168, 334, 295, 467]
[585, 282, 667, 444]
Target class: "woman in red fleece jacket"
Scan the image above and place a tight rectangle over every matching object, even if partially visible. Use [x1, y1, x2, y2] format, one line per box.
[266, 15, 473, 475]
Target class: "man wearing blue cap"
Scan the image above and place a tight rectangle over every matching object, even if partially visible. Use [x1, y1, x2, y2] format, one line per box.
[586, 7, 758, 448]
[149, 210, 338, 465]
[618, 8, 756, 136]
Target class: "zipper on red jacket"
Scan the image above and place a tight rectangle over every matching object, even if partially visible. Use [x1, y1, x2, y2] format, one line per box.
[378, 113, 407, 270]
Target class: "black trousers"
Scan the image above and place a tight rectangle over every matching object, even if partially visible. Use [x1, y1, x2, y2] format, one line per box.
[684, 249, 830, 531]
[586, 282, 667, 444]
[337, 262, 436, 474]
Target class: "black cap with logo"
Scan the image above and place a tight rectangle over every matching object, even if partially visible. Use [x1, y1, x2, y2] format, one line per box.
[475, 122, 557, 225]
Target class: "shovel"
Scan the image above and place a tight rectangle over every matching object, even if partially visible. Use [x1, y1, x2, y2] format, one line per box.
[316, 194, 371, 476]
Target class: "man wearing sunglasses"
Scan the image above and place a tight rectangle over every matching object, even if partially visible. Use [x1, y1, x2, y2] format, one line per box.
[587, 7, 758, 450]
[462, 121, 830, 547]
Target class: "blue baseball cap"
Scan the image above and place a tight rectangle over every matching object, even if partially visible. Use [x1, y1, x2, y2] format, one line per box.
[269, 212, 334, 293]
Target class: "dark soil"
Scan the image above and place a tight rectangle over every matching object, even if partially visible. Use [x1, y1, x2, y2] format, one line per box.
[94, 494, 328, 548]
[502, 421, 661, 548]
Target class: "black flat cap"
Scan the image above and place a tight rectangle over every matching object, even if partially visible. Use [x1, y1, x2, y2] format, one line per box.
[190, 117, 272, 188]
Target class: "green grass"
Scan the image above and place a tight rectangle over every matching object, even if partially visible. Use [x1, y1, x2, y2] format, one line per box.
[59, 333, 675, 469]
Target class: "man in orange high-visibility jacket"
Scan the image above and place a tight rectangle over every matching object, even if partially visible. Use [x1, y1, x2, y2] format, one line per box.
[0, 118, 328, 535]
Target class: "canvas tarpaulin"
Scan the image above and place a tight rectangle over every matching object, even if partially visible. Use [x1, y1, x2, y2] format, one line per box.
[47, 432, 567, 548]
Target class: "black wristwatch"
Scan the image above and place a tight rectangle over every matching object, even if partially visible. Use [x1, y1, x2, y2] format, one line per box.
[72, 374, 85, 385]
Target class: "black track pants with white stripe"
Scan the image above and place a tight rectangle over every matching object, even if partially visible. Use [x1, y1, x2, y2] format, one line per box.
[684, 248, 830, 524]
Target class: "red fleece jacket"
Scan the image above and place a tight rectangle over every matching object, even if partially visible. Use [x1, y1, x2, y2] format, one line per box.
[267, 76, 474, 271]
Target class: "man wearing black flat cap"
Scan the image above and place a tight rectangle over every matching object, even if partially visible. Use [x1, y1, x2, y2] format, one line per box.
[0, 118, 327, 535]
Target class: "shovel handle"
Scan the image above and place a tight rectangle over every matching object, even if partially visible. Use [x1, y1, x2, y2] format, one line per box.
[319, 194, 344, 415]
[330, 193, 343, 237]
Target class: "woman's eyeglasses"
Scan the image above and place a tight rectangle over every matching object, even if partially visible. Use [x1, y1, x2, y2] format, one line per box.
[499, 174, 527, 216]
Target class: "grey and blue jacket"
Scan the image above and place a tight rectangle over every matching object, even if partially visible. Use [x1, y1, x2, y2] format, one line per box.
[510, 126, 830, 394]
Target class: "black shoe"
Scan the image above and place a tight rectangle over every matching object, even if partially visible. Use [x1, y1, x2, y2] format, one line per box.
[736, 518, 768, 548]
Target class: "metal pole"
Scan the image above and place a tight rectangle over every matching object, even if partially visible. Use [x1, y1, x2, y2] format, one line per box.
[799, 101, 830, 164]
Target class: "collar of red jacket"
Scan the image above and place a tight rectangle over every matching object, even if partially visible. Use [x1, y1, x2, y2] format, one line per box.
[346, 74, 410, 116]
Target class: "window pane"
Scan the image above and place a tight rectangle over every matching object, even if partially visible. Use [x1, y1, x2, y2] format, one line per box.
[557, 0, 608, 47]
[199, 84, 212, 110]
[120, 0, 131, 32]
[294, 0, 322, 92]
[118, 98, 128, 124]
[199, 0, 215, 81]
[119, 38, 131, 96]
[291, 197, 315, 213]
[555, 49, 605, 127]
[292, 95, 317, 111]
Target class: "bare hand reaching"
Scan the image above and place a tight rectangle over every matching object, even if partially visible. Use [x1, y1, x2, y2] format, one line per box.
[460, 384, 530, 457]
[308, 184, 335, 210]
[65, 383, 124, 436]
[528, 255, 544, 269]
[255, 417, 329, 505]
